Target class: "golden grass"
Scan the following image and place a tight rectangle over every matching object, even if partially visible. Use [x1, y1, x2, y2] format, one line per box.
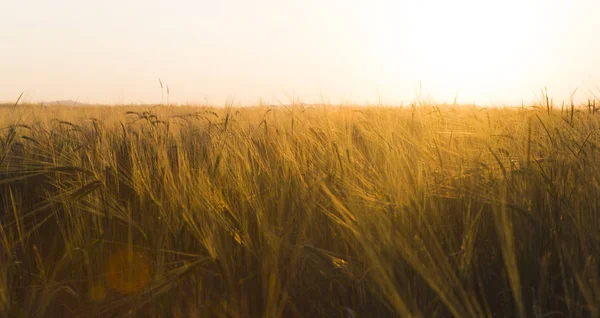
[0, 102, 599, 317]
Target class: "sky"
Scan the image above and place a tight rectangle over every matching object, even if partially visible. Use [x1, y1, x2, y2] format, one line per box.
[1, 0, 599, 106]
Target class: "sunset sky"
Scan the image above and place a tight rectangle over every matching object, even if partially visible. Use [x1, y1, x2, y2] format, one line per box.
[1, 0, 599, 106]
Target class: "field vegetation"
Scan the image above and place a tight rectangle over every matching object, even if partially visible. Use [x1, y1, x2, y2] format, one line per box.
[1, 101, 599, 317]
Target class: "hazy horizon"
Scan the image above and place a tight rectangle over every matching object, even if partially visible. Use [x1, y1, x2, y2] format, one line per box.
[2, 0, 599, 106]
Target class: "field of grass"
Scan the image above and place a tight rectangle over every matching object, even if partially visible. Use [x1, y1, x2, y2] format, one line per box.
[1, 102, 599, 317]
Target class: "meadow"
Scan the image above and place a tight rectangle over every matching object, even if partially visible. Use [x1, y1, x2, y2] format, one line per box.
[0, 102, 599, 317]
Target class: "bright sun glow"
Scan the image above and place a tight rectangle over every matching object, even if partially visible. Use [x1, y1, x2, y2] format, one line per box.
[365, 0, 573, 104]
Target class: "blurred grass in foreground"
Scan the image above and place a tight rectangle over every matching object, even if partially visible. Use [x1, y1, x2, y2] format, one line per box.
[0, 103, 599, 317]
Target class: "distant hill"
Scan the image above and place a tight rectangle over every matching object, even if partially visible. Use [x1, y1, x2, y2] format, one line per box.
[41, 100, 90, 107]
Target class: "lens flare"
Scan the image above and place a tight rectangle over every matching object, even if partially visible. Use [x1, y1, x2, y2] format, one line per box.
[104, 248, 152, 294]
